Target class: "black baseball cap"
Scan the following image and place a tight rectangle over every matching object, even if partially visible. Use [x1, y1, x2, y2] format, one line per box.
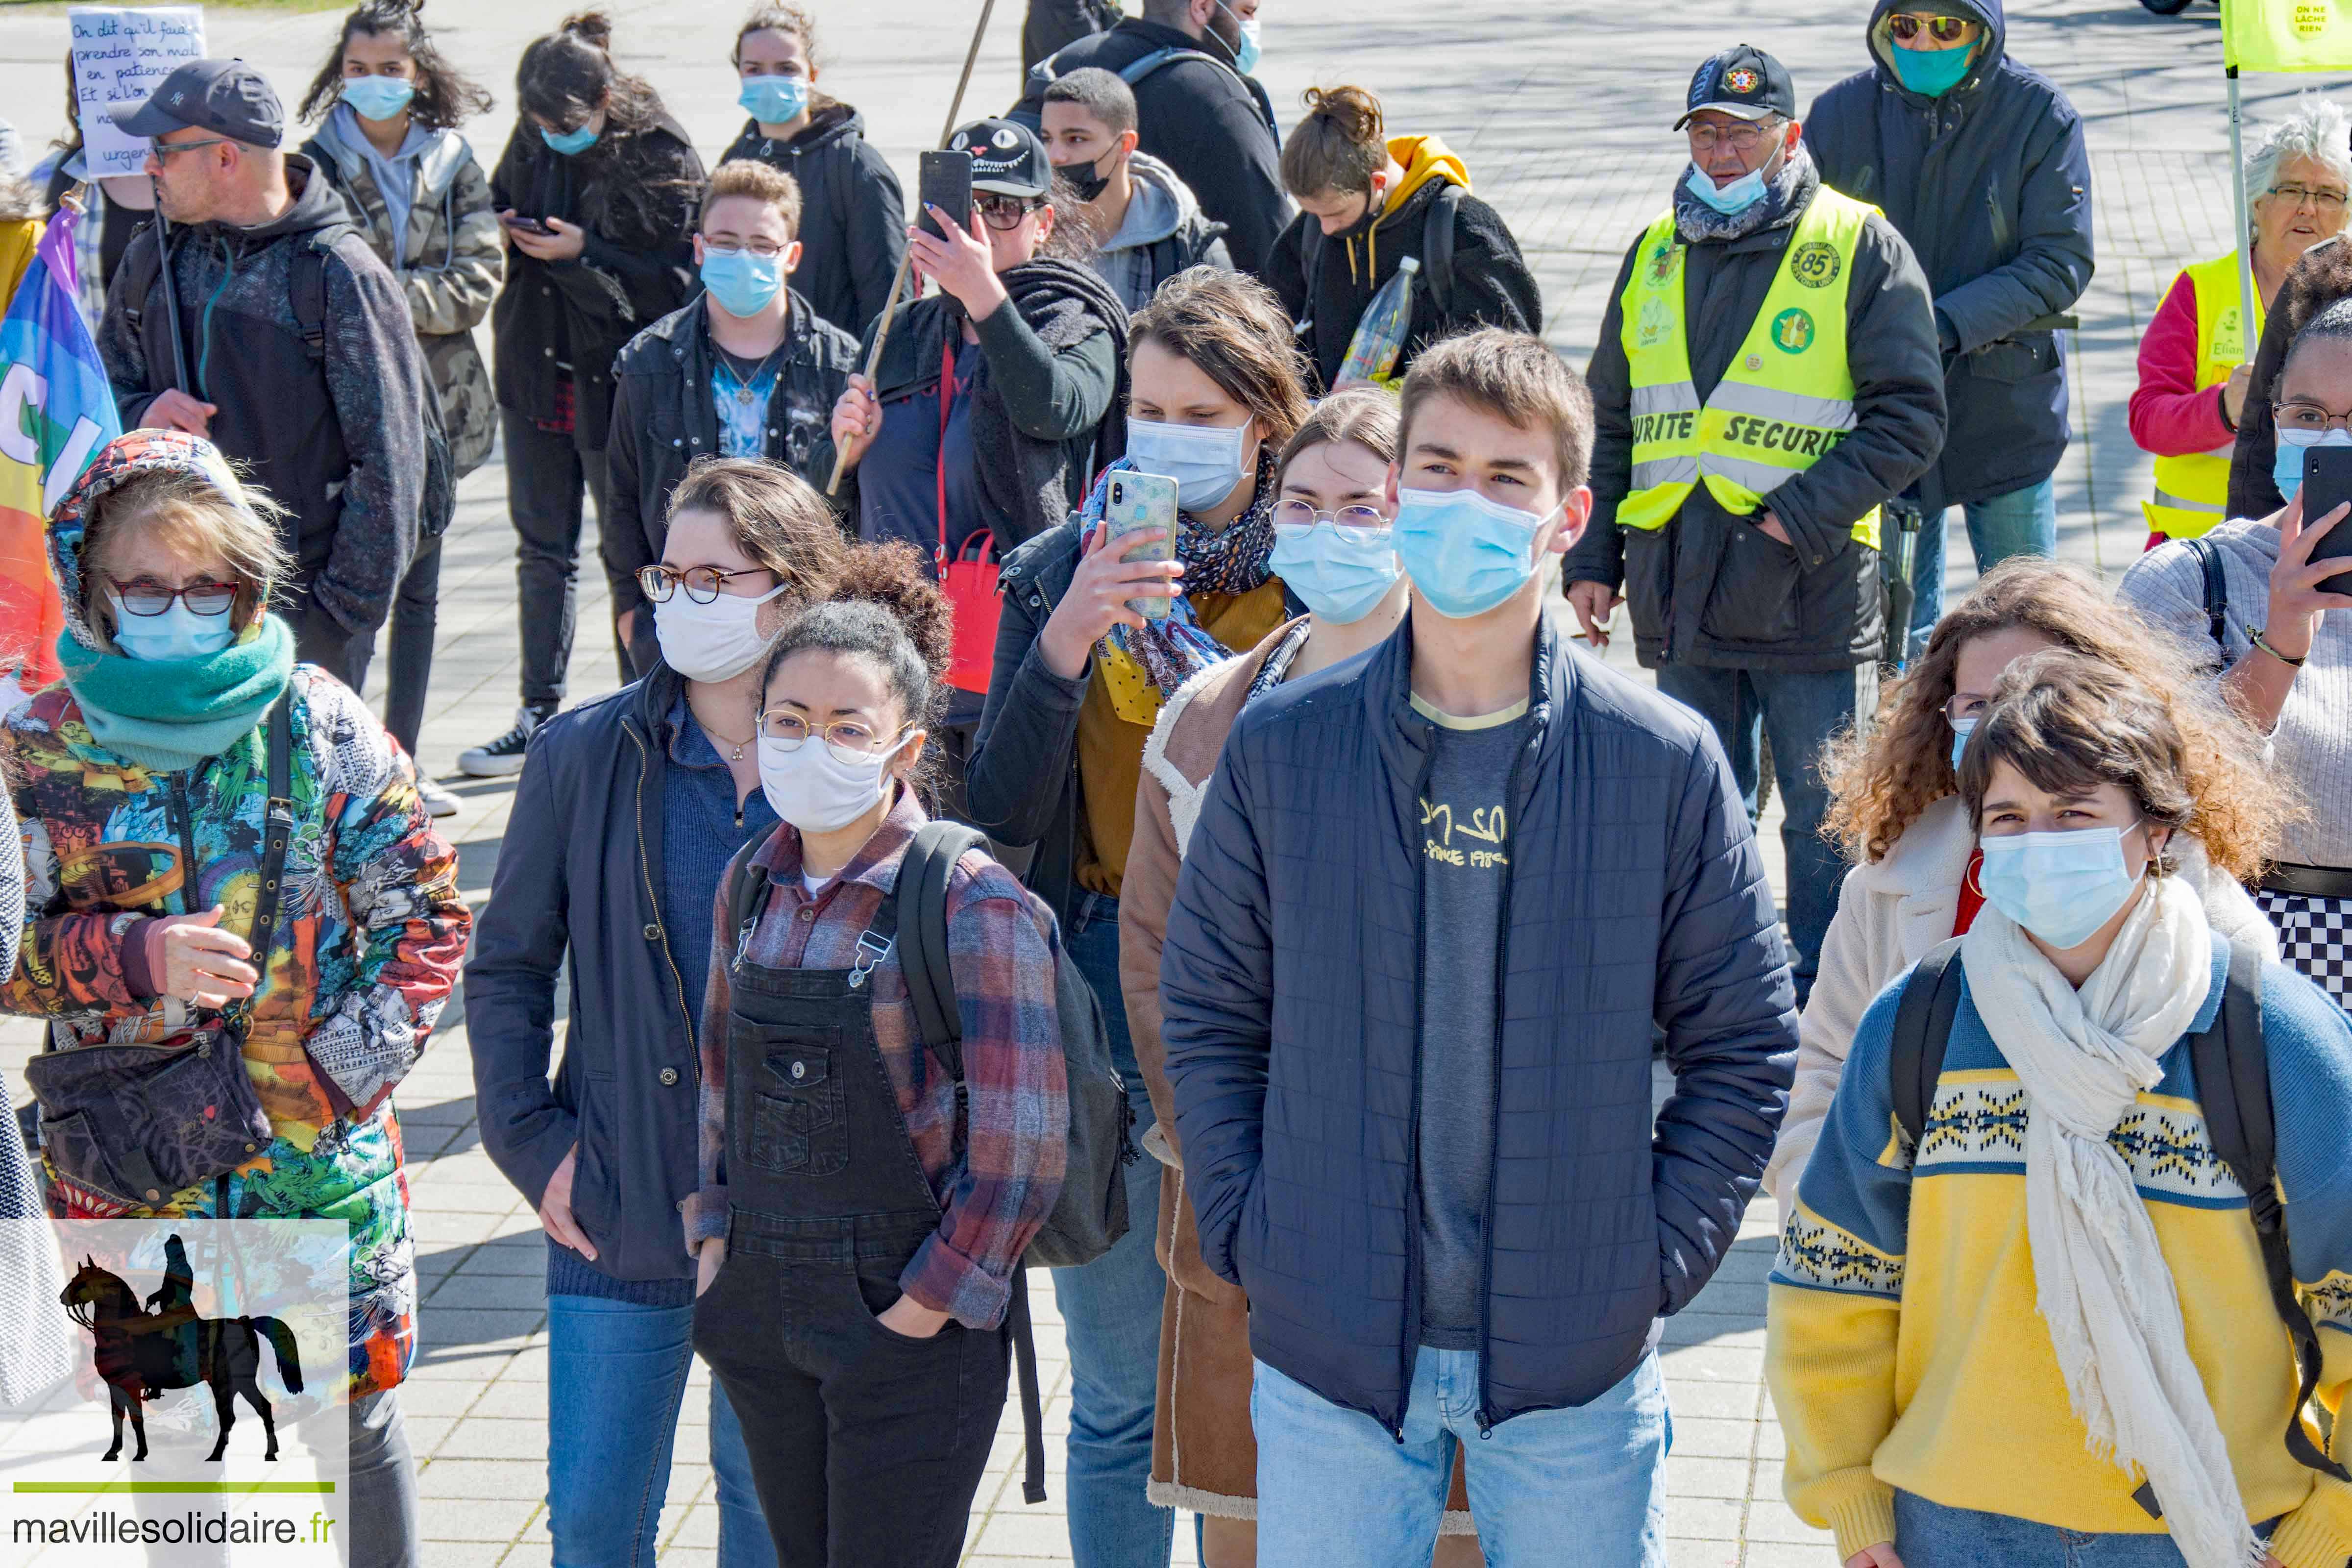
[113, 59, 285, 149]
[950, 118, 1052, 198]
[1673, 45, 1797, 128]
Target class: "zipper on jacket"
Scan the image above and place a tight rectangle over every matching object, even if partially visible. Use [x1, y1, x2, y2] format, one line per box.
[1473, 727, 1535, 1437]
[1394, 735, 1441, 1444]
[624, 724, 701, 1070]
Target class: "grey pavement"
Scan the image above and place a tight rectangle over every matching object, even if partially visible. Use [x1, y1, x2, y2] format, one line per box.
[2, 0, 2344, 1560]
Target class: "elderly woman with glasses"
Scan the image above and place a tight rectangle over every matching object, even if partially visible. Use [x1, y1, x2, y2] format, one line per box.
[2132, 94, 2352, 545]
[467, 456, 917, 1566]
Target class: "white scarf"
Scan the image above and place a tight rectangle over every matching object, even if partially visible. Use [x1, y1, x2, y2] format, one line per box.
[1961, 875, 2259, 1568]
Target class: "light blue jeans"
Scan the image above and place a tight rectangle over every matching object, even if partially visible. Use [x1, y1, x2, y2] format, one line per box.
[1889, 1489, 2275, 1566]
[1252, 1349, 1670, 1567]
[1050, 892, 1175, 1568]
[546, 1294, 774, 1568]
[1906, 476, 2059, 662]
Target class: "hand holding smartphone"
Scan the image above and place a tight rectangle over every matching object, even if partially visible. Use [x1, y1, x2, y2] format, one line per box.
[2300, 445, 2352, 597]
[916, 150, 973, 242]
[502, 214, 553, 236]
[1105, 472, 1180, 621]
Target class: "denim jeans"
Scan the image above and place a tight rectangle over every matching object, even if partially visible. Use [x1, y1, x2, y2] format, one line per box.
[1051, 892, 1175, 1568]
[1655, 662, 1876, 997]
[1888, 1489, 2274, 1567]
[1906, 476, 2059, 662]
[546, 1294, 774, 1568]
[1252, 1350, 1669, 1567]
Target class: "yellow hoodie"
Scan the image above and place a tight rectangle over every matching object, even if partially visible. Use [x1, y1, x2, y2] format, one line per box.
[1346, 135, 1469, 286]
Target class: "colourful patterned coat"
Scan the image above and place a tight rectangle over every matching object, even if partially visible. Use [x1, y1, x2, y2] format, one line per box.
[5, 667, 469, 1397]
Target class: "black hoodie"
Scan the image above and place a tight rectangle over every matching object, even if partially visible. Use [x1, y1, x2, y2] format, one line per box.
[98, 155, 432, 639]
[720, 100, 907, 339]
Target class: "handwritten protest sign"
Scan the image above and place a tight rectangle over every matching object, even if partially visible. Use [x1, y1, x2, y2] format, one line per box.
[68, 7, 207, 179]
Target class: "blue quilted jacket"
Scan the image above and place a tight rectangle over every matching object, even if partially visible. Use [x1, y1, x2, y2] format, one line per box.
[1159, 614, 1798, 1434]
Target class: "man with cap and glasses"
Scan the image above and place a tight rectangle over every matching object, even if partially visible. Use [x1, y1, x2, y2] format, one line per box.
[98, 58, 434, 694]
[1806, 0, 2093, 661]
[1564, 44, 1945, 1003]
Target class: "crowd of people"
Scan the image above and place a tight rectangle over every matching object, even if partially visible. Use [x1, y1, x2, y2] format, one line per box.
[0, 1, 2350, 1567]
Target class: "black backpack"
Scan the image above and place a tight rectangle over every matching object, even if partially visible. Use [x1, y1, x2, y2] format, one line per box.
[724, 820, 1136, 1502]
[1889, 935, 2349, 1505]
[2185, 535, 2232, 650]
[1298, 184, 1464, 344]
[120, 223, 458, 541]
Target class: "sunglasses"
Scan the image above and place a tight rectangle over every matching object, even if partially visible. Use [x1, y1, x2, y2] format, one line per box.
[1887, 13, 1974, 42]
[105, 575, 240, 617]
[975, 192, 1045, 231]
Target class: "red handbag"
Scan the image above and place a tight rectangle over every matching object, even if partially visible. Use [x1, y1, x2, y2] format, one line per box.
[936, 338, 1001, 694]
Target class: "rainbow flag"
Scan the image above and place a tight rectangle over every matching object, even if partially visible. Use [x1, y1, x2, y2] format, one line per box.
[0, 207, 119, 688]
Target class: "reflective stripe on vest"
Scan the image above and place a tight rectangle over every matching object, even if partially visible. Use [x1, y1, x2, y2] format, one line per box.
[2147, 253, 2261, 540]
[1618, 187, 1881, 549]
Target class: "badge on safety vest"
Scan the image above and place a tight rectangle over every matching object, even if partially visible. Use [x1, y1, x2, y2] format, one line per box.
[1638, 297, 1675, 347]
[1790, 241, 1841, 289]
[1646, 245, 1680, 287]
[1771, 308, 1815, 354]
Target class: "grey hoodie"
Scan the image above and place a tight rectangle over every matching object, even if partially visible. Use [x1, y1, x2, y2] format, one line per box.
[1087, 152, 1232, 314]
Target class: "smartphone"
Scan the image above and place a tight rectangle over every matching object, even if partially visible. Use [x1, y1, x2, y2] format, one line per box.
[1104, 471, 1179, 621]
[917, 149, 973, 242]
[503, 214, 552, 236]
[2303, 444, 2352, 597]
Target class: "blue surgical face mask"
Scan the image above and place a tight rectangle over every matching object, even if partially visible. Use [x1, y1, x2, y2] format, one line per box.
[738, 75, 809, 125]
[700, 246, 784, 318]
[1949, 714, 1976, 773]
[1393, 486, 1557, 620]
[1889, 39, 1976, 98]
[1126, 418, 1255, 511]
[2273, 425, 2352, 500]
[340, 75, 416, 122]
[1686, 160, 1768, 217]
[1269, 518, 1401, 624]
[1977, 820, 2149, 950]
[1216, 0, 1262, 73]
[540, 121, 600, 157]
[107, 594, 237, 662]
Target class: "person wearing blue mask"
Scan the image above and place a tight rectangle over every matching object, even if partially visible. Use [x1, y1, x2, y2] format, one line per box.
[1768, 651, 2352, 1568]
[466, 12, 706, 781]
[717, 6, 905, 338]
[604, 160, 858, 679]
[296, 0, 503, 819]
[1160, 329, 1796, 1566]
[1568, 44, 1945, 1005]
[1807, 0, 2095, 664]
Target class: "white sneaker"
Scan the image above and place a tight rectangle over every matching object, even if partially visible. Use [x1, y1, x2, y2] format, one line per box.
[457, 706, 551, 778]
[416, 777, 463, 818]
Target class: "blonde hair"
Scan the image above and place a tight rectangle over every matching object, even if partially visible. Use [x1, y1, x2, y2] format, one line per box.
[82, 468, 292, 648]
[703, 158, 804, 239]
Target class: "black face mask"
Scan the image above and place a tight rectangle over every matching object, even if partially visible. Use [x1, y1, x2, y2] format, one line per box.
[1055, 151, 1114, 204]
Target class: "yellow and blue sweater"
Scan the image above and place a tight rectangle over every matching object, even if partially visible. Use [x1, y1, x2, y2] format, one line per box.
[1766, 936, 2352, 1568]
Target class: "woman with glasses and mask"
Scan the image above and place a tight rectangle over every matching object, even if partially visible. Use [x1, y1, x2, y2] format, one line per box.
[963, 264, 1306, 1566]
[468, 458, 901, 1568]
[2133, 96, 2352, 547]
[1768, 651, 2352, 1568]
[1764, 559, 2278, 1225]
[2122, 299, 2352, 1012]
[5, 431, 469, 1566]
[604, 158, 858, 678]
[686, 554, 1068, 1568]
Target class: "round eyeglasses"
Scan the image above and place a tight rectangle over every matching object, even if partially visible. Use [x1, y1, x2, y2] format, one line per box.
[757, 710, 911, 764]
[636, 564, 785, 604]
[105, 575, 239, 617]
[1271, 501, 1390, 540]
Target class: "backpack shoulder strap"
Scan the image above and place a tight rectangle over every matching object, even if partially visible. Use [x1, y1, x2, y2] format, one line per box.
[2185, 535, 2230, 649]
[1889, 937, 1967, 1154]
[894, 821, 990, 1066]
[291, 230, 339, 363]
[120, 221, 165, 333]
[2194, 937, 2352, 1482]
[1421, 184, 1462, 318]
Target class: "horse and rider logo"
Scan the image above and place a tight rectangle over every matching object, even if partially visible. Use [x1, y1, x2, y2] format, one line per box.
[1771, 308, 1817, 354]
[1791, 241, 1842, 289]
[58, 1232, 305, 1462]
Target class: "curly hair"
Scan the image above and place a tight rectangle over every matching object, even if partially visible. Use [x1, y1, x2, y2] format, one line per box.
[1957, 650, 2291, 884]
[1821, 559, 2229, 864]
[298, 0, 494, 129]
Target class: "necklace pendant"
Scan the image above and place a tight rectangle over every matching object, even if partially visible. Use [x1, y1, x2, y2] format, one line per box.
[736, 386, 755, 406]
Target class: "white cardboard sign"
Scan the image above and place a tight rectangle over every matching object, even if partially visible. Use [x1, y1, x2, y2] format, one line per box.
[68, 7, 208, 180]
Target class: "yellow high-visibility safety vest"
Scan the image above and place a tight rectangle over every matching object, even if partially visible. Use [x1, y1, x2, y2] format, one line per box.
[1619, 186, 1881, 550]
[2144, 252, 2260, 540]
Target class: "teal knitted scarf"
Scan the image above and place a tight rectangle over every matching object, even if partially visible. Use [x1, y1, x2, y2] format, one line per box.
[56, 614, 296, 774]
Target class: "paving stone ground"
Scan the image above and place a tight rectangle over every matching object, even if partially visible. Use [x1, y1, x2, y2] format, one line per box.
[4, 0, 2345, 1559]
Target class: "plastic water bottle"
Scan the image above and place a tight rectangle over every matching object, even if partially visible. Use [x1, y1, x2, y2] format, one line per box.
[1334, 255, 1420, 389]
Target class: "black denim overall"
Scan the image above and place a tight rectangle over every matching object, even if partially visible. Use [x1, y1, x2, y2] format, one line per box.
[690, 897, 1011, 1568]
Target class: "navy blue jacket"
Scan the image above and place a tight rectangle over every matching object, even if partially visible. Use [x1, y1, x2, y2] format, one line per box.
[465, 665, 707, 1283]
[1804, 0, 2093, 512]
[1159, 614, 1798, 1434]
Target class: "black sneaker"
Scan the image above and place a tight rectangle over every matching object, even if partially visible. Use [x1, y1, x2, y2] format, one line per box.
[457, 706, 552, 778]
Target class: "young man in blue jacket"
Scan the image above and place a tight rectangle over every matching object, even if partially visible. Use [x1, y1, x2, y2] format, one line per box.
[1805, 0, 2094, 660]
[1158, 329, 1799, 1567]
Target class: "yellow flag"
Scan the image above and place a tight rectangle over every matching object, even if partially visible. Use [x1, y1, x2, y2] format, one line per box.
[2224, 0, 2352, 70]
